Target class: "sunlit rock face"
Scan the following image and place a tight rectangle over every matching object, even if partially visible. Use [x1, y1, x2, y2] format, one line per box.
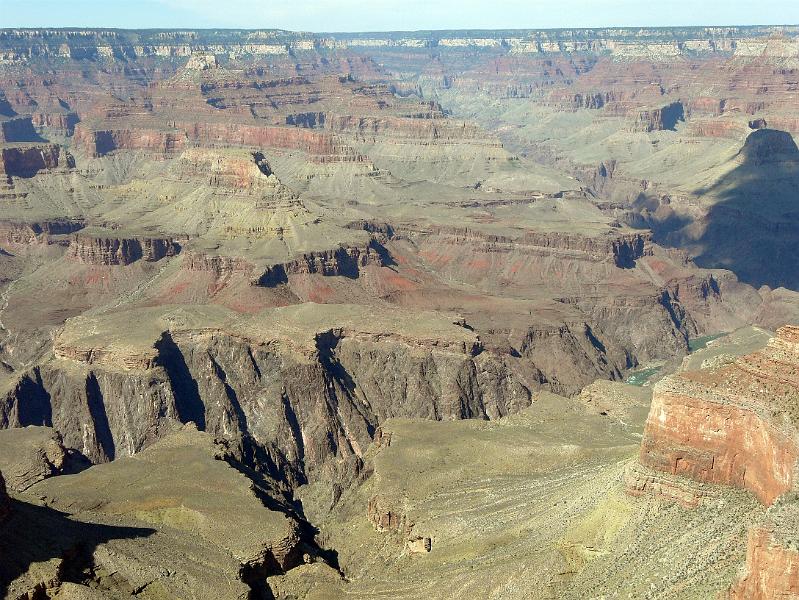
[635, 325, 799, 506]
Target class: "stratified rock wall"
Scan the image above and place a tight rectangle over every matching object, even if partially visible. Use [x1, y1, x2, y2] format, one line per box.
[2, 306, 532, 489]
[636, 325, 799, 506]
[68, 235, 180, 265]
[729, 524, 799, 600]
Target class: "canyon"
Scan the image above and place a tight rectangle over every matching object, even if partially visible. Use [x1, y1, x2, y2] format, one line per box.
[0, 24, 797, 599]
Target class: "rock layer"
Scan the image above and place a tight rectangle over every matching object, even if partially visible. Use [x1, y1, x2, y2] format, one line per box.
[729, 520, 799, 600]
[68, 234, 180, 265]
[5, 305, 531, 490]
[636, 325, 799, 506]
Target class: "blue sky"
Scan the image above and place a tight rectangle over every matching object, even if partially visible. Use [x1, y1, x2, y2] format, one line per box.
[2, 0, 799, 32]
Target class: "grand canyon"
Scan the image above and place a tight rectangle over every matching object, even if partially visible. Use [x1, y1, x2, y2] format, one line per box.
[0, 20, 798, 599]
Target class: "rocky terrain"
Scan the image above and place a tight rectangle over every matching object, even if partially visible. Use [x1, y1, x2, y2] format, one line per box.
[0, 25, 797, 598]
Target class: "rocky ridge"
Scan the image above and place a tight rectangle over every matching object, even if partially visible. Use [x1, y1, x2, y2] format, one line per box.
[629, 326, 799, 597]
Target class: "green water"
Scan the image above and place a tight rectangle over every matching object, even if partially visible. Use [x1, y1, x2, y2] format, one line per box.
[688, 332, 726, 352]
[625, 366, 662, 387]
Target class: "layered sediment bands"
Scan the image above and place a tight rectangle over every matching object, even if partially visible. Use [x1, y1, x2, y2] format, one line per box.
[635, 326, 799, 506]
[183, 250, 257, 278]
[624, 462, 708, 508]
[549, 90, 624, 110]
[182, 240, 388, 285]
[4, 305, 531, 485]
[688, 119, 749, 138]
[74, 121, 363, 162]
[323, 114, 491, 143]
[0, 218, 84, 244]
[417, 227, 650, 269]
[0, 427, 82, 491]
[257, 242, 389, 286]
[730, 519, 799, 600]
[74, 126, 188, 157]
[68, 234, 180, 265]
[172, 148, 280, 190]
[0, 144, 73, 179]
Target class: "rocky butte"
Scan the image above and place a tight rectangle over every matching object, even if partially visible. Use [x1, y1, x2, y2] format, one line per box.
[0, 24, 797, 599]
[629, 325, 799, 597]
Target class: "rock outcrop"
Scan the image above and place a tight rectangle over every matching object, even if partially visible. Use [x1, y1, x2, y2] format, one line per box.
[0, 219, 84, 245]
[729, 510, 799, 600]
[68, 234, 180, 265]
[6, 304, 530, 490]
[0, 426, 87, 491]
[257, 242, 389, 286]
[629, 325, 799, 598]
[0, 144, 73, 180]
[737, 128, 799, 165]
[634, 325, 799, 506]
[1, 426, 334, 599]
[631, 101, 685, 132]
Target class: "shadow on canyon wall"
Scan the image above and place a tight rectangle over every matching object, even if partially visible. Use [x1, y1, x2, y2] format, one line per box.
[0, 499, 154, 596]
[639, 129, 799, 290]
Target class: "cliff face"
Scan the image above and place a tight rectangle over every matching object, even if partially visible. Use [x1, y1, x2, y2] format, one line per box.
[257, 242, 389, 286]
[68, 235, 181, 265]
[638, 376, 799, 505]
[3, 305, 531, 490]
[412, 227, 650, 272]
[1, 27, 795, 62]
[0, 219, 84, 245]
[630, 326, 799, 598]
[631, 101, 685, 132]
[730, 522, 799, 600]
[73, 121, 359, 162]
[0, 144, 73, 179]
[636, 325, 799, 506]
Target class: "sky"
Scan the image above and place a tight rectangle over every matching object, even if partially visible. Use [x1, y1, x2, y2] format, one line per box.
[2, 0, 799, 32]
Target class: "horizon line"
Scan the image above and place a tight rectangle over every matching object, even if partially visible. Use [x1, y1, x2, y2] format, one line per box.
[2, 23, 799, 35]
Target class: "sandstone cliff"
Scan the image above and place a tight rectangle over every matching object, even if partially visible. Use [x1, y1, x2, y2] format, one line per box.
[635, 325, 799, 506]
[729, 510, 799, 600]
[629, 325, 799, 598]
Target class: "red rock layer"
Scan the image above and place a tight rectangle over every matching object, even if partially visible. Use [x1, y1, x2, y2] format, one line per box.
[729, 526, 799, 600]
[637, 325, 799, 506]
[73, 121, 366, 163]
